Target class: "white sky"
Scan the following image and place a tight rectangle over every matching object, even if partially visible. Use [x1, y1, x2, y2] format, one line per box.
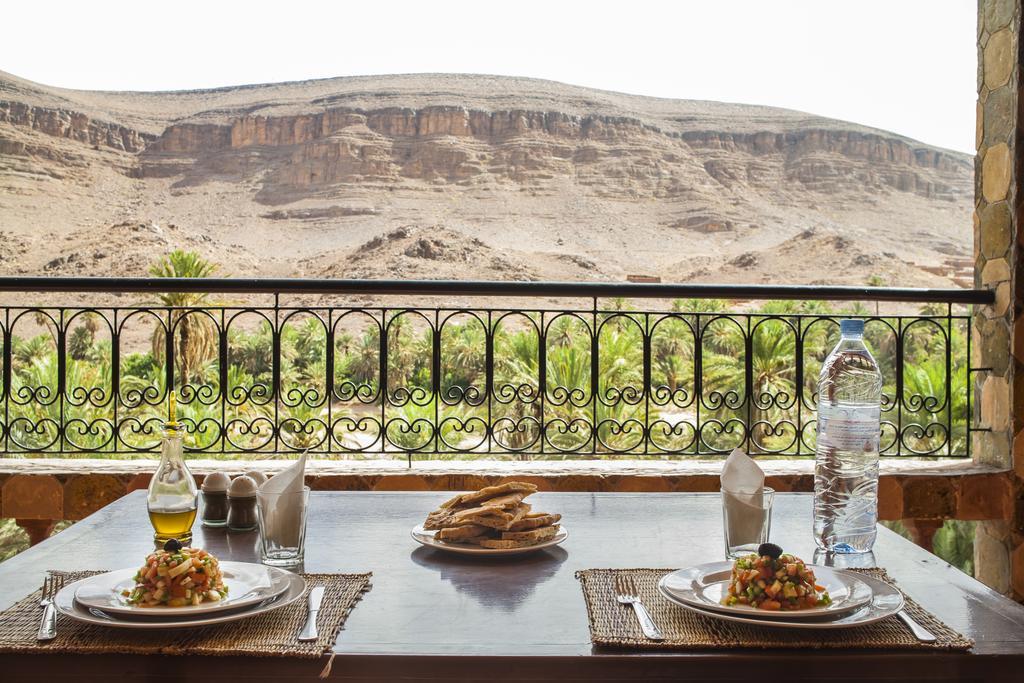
[1, 1, 977, 153]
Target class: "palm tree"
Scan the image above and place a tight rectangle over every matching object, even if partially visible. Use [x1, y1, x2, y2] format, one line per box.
[491, 324, 542, 455]
[442, 319, 486, 392]
[149, 250, 220, 386]
[347, 327, 381, 390]
[13, 334, 55, 367]
[699, 309, 806, 453]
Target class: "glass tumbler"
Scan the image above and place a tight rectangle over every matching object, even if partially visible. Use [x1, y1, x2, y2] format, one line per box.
[256, 486, 310, 567]
[721, 486, 774, 559]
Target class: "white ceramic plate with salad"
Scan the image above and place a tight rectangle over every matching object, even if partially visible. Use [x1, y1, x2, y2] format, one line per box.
[57, 570, 306, 629]
[74, 561, 293, 617]
[660, 560, 873, 620]
[659, 569, 904, 630]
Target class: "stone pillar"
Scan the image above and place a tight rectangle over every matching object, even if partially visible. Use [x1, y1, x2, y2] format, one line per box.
[975, 0, 1023, 600]
[970, 0, 1019, 598]
[1, 474, 63, 547]
[14, 519, 55, 546]
[975, 0, 1016, 469]
[1010, 0, 1024, 600]
[975, 519, 1012, 593]
[902, 519, 944, 551]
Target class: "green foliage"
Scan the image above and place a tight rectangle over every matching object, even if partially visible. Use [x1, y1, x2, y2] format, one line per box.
[0, 519, 73, 564]
[122, 352, 156, 379]
[68, 326, 94, 361]
[1, 250, 972, 460]
[933, 520, 975, 576]
[883, 519, 975, 577]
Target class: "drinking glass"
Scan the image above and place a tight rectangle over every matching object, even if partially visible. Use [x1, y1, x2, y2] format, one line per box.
[721, 487, 774, 559]
[256, 486, 309, 567]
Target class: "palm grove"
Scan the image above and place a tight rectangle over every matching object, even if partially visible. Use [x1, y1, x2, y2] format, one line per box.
[4, 251, 967, 459]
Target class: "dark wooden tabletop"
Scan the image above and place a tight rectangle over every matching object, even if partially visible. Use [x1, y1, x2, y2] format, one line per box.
[2, 490, 1024, 682]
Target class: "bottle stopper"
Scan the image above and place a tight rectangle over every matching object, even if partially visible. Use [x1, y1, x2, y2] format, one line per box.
[165, 390, 182, 432]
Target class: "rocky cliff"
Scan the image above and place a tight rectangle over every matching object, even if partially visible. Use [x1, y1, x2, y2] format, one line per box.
[0, 70, 972, 288]
[0, 101, 153, 152]
[139, 105, 966, 203]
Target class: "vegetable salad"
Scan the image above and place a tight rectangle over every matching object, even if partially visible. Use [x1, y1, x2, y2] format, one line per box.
[722, 551, 831, 610]
[124, 547, 228, 607]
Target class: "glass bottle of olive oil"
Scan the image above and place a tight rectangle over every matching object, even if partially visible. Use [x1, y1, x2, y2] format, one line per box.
[147, 392, 197, 545]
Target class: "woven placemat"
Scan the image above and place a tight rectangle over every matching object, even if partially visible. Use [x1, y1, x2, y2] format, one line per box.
[576, 568, 972, 651]
[0, 570, 371, 659]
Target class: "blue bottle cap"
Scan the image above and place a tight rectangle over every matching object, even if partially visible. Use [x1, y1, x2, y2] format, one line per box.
[840, 319, 864, 337]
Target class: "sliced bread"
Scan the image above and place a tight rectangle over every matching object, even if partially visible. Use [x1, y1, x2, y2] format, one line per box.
[507, 513, 561, 532]
[499, 524, 559, 543]
[435, 524, 489, 542]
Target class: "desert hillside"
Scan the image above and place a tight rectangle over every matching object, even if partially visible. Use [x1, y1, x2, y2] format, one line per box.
[0, 70, 973, 288]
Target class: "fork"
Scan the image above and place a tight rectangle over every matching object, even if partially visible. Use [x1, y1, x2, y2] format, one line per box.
[614, 574, 664, 641]
[37, 574, 65, 641]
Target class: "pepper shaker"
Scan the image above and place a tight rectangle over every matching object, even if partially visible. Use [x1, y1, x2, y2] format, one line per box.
[227, 475, 258, 532]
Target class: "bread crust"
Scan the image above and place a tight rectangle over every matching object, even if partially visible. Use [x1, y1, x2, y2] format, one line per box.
[438, 481, 538, 510]
[476, 532, 555, 549]
[435, 524, 488, 542]
[499, 525, 559, 543]
[507, 513, 561, 531]
[457, 502, 531, 529]
[425, 489, 533, 530]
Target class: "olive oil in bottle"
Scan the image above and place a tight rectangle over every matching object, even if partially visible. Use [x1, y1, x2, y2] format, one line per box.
[148, 507, 198, 541]
[147, 391, 198, 545]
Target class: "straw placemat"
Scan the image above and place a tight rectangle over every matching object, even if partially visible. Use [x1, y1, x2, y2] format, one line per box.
[0, 570, 371, 661]
[576, 568, 972, 651]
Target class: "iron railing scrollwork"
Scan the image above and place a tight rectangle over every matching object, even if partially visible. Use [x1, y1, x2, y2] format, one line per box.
[0, 278, 991, 461]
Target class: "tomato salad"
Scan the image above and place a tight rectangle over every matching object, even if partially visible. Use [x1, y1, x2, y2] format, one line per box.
[123, 545, 228, 607]
[722, 547, 831, 611]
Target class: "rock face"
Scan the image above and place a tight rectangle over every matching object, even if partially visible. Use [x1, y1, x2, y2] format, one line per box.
[0, 101, 153, 152]
[139, 105, 967, 205]
[0, 70, 972, 287]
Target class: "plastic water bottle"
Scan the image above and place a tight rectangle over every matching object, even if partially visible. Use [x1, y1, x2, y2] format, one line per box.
[813, 319, 882, 553]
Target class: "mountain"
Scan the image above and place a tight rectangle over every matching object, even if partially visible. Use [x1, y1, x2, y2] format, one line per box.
[0, 70, 973, 289]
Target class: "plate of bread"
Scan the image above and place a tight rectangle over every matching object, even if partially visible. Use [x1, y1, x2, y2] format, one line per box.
[413, 481, 566, 555]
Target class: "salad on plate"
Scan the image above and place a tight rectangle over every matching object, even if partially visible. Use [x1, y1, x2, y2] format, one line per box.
[722, 543, 831, 611]
[122, 539, 228, 607]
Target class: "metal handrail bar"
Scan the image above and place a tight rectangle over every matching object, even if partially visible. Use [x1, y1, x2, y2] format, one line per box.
[0, 277, 994, 305]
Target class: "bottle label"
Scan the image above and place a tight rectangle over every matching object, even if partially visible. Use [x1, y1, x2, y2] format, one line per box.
[816, 404, 880, 452]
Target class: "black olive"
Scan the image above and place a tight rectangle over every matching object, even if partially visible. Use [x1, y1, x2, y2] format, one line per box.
[758, 542, 783, 559]
[163, 538, 183, 552]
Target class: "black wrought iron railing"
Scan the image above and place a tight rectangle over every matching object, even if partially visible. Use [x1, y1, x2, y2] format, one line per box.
[0, 278, 992, 461]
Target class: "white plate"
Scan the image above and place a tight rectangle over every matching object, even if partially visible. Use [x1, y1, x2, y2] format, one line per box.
[411, 524, 568, 556]
[74, 561, 292, 617]
[56, 570, 306, 629]
[658, 570, 904, 630]
[660, 561, 873, 620]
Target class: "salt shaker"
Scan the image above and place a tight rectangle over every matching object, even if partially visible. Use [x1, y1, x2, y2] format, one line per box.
[227, 475, 258, 531]
[201, 471, 231, 527]
[244, 470, 268, 486]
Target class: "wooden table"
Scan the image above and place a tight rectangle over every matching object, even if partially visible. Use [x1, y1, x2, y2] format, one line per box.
[2, 490, 1023, 681]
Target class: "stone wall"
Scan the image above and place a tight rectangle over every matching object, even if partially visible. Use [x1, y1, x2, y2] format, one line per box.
[975, 0, 1022, 598]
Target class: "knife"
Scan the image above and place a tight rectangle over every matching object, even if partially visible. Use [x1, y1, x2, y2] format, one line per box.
[297, 586, 325, 642]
